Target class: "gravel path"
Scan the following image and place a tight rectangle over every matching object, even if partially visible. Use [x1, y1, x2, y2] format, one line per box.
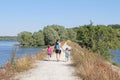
[14, 43, 81, 80]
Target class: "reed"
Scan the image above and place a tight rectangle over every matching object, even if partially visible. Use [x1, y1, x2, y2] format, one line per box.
[67, 40, 120, 80]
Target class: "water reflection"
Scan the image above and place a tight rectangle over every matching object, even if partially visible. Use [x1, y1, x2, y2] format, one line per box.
[0, 40, 42, 66]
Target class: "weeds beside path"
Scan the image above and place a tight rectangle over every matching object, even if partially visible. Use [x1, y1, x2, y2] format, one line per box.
[67, 41, 120, 80]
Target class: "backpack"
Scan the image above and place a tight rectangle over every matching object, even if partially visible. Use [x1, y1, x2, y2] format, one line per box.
[55, 42, 60, 50]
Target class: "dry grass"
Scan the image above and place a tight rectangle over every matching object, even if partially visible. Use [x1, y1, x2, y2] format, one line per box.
[15, 55, 34, 72]
[67, 40, 120, 80]
[0, 49, 46, 80]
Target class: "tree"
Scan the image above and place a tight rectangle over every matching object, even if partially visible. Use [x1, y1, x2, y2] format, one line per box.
[49, 25, 67, 41]
[108, 24, 120, 29]
[33, 30, 45, 46]
[66, 28, 76, 41]
[75, 24, 120, 60]
[17, 31, 35, 47]
[43, 26, 60, 45]
[108, 24, 120, 42]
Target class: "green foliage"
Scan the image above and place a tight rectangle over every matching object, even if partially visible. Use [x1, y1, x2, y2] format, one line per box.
[17, 31, 45, 47]
[33, 30, 45, 46]
[17, 24, 78, 46]
[17, 23, 120, 60]
[43, 26, 60, 45]
[75, 24, 120, 60]
[108, 24, 120, 44]
[108, 24, 120, 29]
[66, 28, 76, 41]
[17, 31, 35, 47]
[43, 24, 69, 45]
[0, 36, 17, 40]
[50, 25, 67, 41]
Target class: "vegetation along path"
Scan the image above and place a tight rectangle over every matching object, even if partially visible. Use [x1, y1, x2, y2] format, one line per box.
[14, 43, 81, 80]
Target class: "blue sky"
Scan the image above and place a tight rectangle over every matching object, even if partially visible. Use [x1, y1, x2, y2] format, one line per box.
[0, 0, 120, 36]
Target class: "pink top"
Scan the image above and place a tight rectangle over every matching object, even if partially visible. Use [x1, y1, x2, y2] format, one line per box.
[47, 47, 52, 53]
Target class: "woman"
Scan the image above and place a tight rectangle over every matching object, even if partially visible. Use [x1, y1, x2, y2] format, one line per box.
[54, 39, 61, 61]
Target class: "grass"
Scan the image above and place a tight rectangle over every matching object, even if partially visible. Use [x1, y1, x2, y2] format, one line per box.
[67, 40, 120, 80]
[0, 48, 46, 80]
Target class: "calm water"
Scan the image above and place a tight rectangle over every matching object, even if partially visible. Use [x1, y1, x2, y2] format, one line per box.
[110, 49, 120, 65]
[0, 40, 42, 66]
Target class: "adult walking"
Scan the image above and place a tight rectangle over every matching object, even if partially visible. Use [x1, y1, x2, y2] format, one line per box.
[54, 39, 61, 61]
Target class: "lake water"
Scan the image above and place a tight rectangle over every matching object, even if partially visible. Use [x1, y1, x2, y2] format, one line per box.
[110, 49, 120, 65]
[0, 40, 42, 66]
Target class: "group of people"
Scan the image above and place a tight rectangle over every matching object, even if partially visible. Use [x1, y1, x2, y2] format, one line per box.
[47, 39, 70, 62]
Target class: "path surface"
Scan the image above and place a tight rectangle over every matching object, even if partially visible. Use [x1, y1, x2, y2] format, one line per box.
[14, 43, 81, 80]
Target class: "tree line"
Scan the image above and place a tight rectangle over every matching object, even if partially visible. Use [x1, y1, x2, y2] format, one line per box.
[0, 36, 17, 40]
[74, 23, 120, 60]
[17, 25, 76, 47]
[17, 24, 120, 60]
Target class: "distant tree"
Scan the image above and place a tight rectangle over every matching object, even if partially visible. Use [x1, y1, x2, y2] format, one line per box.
[108, 24, 120, 40]
[72, 27, 80, 32]
[33, 30, 45, 46]
[108, 24, 120, 29]
[17, 31, 35, 47]
[76, 24, 96, 48]
[66, 28, 76, 41]
[0, 36, 17, 40]
[49, 25, 67, 41]
[43, 26, 59, 45]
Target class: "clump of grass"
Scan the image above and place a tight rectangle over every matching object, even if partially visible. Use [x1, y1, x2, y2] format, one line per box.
[67, 40, 120, 80]
[15, 55, 34, 72]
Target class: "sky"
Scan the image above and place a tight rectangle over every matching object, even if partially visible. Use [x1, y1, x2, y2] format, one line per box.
[0, 0, 120, 36]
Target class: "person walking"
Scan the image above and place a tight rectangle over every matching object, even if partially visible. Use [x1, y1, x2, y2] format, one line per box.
[54, 39, 61, 61]
[64, 48, 70, 62]
[47, 45, 52, 61]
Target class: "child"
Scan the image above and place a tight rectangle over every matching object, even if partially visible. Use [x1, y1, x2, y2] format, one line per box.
[47, 45, 52, 61]
[64, 48, 70, 62]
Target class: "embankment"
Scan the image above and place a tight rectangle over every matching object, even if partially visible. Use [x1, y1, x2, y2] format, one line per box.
[67, 40, 120, 80]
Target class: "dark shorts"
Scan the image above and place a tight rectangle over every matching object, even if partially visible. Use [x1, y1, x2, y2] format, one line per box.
[55, 49, 61, 54]
[59, 50, 61, 54]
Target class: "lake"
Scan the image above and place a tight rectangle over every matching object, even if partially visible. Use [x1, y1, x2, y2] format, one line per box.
[0, 40, 42, 66]
[110, 49, 120, 65]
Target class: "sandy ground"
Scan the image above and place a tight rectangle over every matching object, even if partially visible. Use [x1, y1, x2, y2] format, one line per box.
[14, 43, 81, 80]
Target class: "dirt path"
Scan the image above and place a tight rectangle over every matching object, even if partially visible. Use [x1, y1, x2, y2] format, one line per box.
[14, 43, 81, 80]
